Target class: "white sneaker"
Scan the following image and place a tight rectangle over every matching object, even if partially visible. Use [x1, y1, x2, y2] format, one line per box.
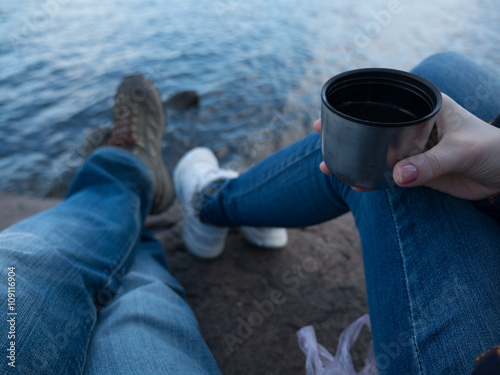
[174, 147, 288, 258]
[174, 147, 238, 258]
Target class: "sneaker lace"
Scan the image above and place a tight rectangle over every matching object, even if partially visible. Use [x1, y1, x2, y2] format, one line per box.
[188, 168, 238, 215]
[196, 168, 238, 194]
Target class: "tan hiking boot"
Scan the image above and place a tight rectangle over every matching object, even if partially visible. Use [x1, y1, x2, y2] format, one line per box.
[105, 75, 174, 214]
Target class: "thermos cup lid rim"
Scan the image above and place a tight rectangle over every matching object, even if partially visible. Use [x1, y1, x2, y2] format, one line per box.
[321, 68, 443, 127]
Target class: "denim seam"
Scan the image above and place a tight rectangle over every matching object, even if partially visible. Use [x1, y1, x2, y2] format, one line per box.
[95, 149, 152, 282]
[385, 189, 424, 374]
[92, 184, 145, 302]
[101, 212, 141, 292]
[79, 311, 98, 375]
[78, 207, 141, 374]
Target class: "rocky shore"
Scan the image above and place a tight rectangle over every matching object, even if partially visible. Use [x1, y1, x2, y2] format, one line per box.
[0, 191, 370, 374]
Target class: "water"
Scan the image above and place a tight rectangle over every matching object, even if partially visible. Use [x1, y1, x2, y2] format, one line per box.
[1, 0, 499, 197]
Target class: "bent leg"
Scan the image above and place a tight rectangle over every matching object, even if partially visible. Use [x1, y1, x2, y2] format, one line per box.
[0, 147, 152, 374]
[83, 231, 221, 375]
[344, 186, 500, 374]
[200, 132, 350, 227]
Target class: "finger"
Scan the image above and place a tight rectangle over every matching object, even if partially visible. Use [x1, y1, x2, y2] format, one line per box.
[393, 140, 465, 187]
[314, 119, 321, 133]
[319, 161, 332, 175]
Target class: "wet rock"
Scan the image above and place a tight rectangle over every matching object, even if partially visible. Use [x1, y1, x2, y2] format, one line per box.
[164, 90, 199, 110]
[215, 146, 230, 160]
[44, 181, 71, 198]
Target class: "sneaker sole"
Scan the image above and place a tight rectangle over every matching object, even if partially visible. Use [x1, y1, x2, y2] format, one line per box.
[183, 216, 228, 259]
[240, 226, 288, 248]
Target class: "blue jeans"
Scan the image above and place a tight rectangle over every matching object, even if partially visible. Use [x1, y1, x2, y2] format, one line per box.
[0, 147, 221, 374]
[200, 52, 500, 374]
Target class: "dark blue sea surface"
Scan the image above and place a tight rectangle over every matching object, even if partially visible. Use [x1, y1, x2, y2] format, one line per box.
[1, 0, 499, 196]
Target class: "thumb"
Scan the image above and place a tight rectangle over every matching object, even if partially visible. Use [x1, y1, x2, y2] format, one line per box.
[393, 142, 464, 187]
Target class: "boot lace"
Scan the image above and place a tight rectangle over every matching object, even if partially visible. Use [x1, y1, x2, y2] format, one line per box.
[106, 103, 142, 150]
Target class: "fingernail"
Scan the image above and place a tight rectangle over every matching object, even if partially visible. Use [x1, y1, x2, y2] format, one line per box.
[397, 163, 418, 184]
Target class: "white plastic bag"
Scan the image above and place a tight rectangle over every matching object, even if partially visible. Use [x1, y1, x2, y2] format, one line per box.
[297, 314, 377, 375]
